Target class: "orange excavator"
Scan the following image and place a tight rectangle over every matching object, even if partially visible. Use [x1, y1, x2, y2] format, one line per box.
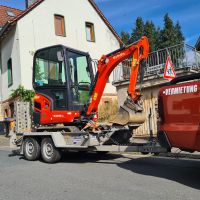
[12, 37, 155, 163]
[33, 36, 149, 128]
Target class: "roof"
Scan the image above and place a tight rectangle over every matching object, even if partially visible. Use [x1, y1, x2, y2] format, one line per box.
[0, 5, 22, 27]
[195, 36, 200, 51]
[0, 0, 123, 45]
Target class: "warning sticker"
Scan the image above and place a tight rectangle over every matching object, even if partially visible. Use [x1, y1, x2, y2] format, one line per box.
[163, 56, 176, 80]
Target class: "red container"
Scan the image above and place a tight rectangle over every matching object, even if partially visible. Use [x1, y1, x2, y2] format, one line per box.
[158, 79, 200, 152]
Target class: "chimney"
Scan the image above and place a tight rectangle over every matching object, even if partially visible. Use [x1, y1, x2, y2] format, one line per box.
[25, 0, 38, 8]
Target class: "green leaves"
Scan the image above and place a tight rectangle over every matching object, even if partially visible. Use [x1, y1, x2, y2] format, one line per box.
[130, 17, 144, 43]
[120, 14, 185, 52]
[10, 85, 35, 102]
[121, 31, 130, 45]
[159, 14, 184, 49]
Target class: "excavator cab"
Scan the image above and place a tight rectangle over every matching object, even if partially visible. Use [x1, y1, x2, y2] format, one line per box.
[33, 45, 94, 125]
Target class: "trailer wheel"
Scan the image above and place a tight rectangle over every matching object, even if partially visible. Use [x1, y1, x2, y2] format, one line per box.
[41, 138, 61, 163]
[23, 137, 41, 161]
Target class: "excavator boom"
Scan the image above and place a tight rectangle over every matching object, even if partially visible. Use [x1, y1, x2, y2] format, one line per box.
[87, 36, 149, 125]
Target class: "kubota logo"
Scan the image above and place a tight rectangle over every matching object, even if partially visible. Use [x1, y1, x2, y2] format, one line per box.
[53, 114, 65, 118]
[113, 53, 126, 59]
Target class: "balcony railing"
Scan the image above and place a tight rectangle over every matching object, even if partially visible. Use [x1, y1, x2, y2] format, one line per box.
[113, 43, 200, 83]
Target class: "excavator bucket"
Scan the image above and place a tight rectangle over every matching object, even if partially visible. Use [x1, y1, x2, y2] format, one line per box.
[109, 98, 146, 126]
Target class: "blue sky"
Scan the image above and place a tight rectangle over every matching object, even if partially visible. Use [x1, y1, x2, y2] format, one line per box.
[1, 0, 199, 45]
[95, 0, 200, 46]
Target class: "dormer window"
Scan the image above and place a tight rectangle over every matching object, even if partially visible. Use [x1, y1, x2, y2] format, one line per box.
[7, 10, 16, 17]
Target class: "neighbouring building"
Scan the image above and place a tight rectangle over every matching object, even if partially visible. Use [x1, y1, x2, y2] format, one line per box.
[0, 0, 122, 117]
[113, 43, 200, 138]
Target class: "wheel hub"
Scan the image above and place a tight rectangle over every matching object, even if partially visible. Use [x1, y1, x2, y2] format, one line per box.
[26, 142, 34, 156]
[44, 143, 54, 158]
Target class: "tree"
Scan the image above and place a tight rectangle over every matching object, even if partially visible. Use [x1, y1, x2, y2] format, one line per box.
[144, 21, 159, 52]
[155, 27, 162, 50]
[121, 31, 130, 45]
[159, 14, 184, 48]
[130, 17, 144, 43]
[120, 14, 185, 51]
[174, 21, 185, 44]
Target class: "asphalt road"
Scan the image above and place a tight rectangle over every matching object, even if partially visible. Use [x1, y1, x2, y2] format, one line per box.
[0, 149, 200, 200]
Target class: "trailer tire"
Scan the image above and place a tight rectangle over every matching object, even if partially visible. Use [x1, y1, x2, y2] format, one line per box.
[23, 137, 41, 161]
[41, 138, 61, 163]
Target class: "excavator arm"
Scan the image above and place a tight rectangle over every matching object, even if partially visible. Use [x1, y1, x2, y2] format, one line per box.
[87, 36, 149, 124]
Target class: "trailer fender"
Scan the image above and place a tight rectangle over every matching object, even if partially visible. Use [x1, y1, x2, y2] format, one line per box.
[23, 132, 66, 148]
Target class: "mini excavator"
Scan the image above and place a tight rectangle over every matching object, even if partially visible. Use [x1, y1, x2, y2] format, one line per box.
[33, 36, 149, 132]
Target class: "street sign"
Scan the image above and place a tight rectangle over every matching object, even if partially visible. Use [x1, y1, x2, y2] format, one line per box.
[163, 56, 176, 80]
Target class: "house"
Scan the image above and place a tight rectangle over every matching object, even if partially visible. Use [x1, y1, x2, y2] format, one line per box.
[0, 0, 122, 117]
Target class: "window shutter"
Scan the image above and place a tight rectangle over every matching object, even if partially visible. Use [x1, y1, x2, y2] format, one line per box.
[54, 15, 65, 36]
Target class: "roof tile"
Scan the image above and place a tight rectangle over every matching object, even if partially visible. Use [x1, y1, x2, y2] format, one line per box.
[0, 5, 22, 27]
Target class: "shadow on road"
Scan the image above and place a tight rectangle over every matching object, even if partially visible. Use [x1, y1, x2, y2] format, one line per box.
[61, 152, 122, 164]
[9, 150, 200, 190]
[117, 156, 200, 190]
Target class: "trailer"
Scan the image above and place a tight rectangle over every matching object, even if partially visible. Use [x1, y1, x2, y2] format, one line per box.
[9, 38, 170, 163]
[10, 102, 168, 163]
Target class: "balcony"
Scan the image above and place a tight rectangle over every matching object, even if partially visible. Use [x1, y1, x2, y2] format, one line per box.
[113, 43, 200, 84]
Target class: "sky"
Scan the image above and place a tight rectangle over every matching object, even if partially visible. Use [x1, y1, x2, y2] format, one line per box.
[0, 0, 199, 46]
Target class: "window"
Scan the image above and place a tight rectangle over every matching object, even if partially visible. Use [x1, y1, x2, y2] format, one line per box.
[34, 47, 66, 86]
[85, 22, 95, 42]
[68, 51, 92, 105]
[54, 15, 66, 36]
[7, 11, 15, 17]
[7, 58, 13, 87]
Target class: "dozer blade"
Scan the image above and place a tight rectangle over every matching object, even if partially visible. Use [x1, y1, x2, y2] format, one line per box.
[109, 104, 146, 126]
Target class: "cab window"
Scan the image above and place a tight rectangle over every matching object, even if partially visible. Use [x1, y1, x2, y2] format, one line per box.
[34, 47, 66, 86]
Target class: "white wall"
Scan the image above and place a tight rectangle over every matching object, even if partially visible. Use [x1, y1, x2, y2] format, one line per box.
[0, 27, 22, 100]
[17, 0, 120, 94]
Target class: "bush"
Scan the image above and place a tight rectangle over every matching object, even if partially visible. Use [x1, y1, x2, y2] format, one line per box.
[10, 85, 35, 102]
[98, 99, 119, 122]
